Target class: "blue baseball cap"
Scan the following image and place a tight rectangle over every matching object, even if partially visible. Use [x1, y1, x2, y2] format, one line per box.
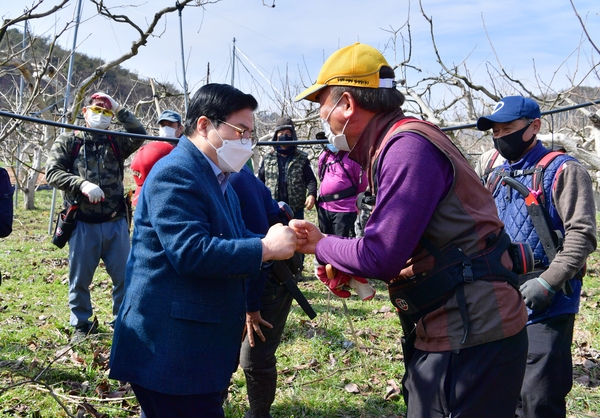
[476, 96, 541, 131]
[157, 110, 182, 124]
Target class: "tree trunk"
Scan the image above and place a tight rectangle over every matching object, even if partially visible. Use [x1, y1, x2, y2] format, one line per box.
[22, 145, 44, 210]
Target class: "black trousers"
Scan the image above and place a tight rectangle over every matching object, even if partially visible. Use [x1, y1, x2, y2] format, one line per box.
[239, 275, 295, 418]
[516, 313, 575, 418]
[131, 383, 225, 418]
[317, 206, 357, 237]
[403, 327, 528, 418]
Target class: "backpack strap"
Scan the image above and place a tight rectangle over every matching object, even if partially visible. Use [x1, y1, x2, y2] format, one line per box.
[319, 185, 359, 202]
[485, 150, 567, 200]
[319, 150, 355, 186]
[70, 131, 123, 175]
[530, 150, 565, 207]
[483, 150, 507, 193]
[318, 151, 360, 203]
[484, 150, 500, 174]
[107, 135, 123, 175]
[70, 131, 84, 174]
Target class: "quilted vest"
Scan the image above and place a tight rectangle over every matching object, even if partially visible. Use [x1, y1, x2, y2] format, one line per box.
[487, 142, 575, 267]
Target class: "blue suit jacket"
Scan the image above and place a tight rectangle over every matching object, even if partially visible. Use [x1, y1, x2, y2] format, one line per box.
[109, 136, 263, 395]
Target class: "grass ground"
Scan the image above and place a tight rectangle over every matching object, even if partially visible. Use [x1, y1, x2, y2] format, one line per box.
[1, 189, 600, 417]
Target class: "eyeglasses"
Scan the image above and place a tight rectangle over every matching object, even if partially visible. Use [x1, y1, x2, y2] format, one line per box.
[87, 106, 114, 117]
[218, 120, 257, 146]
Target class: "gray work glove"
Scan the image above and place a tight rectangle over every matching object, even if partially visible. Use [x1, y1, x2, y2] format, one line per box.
[519, 277, 555, 312]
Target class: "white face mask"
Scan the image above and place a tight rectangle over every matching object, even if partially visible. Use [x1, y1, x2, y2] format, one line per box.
[159, 126, 177, 138]
[321, 95, 351, 151]
[86, 111, 112, 130]
[207, 121, 254, 172]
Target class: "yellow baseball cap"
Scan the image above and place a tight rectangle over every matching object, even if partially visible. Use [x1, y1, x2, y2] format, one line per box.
[295, 43, 395, 102]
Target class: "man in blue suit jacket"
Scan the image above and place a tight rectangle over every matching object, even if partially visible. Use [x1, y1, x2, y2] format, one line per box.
[109, 84, 297, 418]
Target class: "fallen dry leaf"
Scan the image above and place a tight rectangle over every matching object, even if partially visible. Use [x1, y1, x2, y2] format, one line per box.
[374, 305, 392, 314]
[385, 379, 402, 400]
[105, 390, 129, 399]
[575, 375, 591, 387]
[70, 351, 86, 366]
[284, 372, 297, 385]
[345, 382, 360, 393]
[293, 358, 319, 370]
[95, 380, 110, 398]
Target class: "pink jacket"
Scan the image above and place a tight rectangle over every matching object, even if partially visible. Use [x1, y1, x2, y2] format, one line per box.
[317, 149, 367, 213]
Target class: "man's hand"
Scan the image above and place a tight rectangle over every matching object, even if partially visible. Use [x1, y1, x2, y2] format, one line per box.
[261, 223, 297, 262]
[91, 92, 121, 114]
[288, 219, 324, 255]
[305, 195, 316, 211]
[520, 277, 555, 311]
[80, 181, 105, 204]
[245, 311, 273, 348]
[316, 264, 351, 298]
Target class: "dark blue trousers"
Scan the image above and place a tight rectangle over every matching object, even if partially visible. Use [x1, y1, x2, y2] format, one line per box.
[132, 383, 225, 418]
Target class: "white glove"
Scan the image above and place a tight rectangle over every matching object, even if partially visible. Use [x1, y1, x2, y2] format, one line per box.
[91, 92, 122, 114]
[80, 181, 105, 204]
[348, 277, 376, 301]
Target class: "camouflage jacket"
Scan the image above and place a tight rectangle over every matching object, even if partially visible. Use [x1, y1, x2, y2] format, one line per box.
[262, 150, 313, 212]
[45, 108, 146, 222]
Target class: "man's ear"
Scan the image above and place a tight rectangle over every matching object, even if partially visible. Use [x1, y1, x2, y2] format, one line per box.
[531, 118, 542, 135]
[341, 92, 355, 119]
[196, 116, 210, 137]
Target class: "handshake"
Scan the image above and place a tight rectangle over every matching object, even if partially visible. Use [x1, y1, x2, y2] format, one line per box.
[286, 219, 376, 301]
[316, 264, 376, 301]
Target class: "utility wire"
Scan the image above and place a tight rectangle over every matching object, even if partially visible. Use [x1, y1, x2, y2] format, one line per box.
[1, 98, 599, 147]
[234, 46, 303, 118]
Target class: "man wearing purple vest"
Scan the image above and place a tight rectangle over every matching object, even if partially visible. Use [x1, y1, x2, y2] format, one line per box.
[291, 42, 529, 417]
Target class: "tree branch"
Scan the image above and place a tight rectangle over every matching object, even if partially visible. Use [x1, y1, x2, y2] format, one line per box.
[569, 0, 600, 55]
[419, 0, 500, 102]
[0, 0, 70, 44]
[70, 0, 207, 121]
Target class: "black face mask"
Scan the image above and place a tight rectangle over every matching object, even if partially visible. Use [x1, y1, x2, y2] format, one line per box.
[277, 145, 295, 155]
[276, 133, 294, 155]
[493, 123, 535, 162]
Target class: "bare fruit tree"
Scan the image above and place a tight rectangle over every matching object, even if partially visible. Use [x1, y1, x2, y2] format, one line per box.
[0, 0, 598, 209]
[0, 0, 215, 209]
[288, 0, 599, 174]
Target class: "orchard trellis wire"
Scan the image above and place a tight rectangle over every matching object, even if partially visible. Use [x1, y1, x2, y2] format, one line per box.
[0, 97, 599, 233]
[2, 98, 599, 146]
